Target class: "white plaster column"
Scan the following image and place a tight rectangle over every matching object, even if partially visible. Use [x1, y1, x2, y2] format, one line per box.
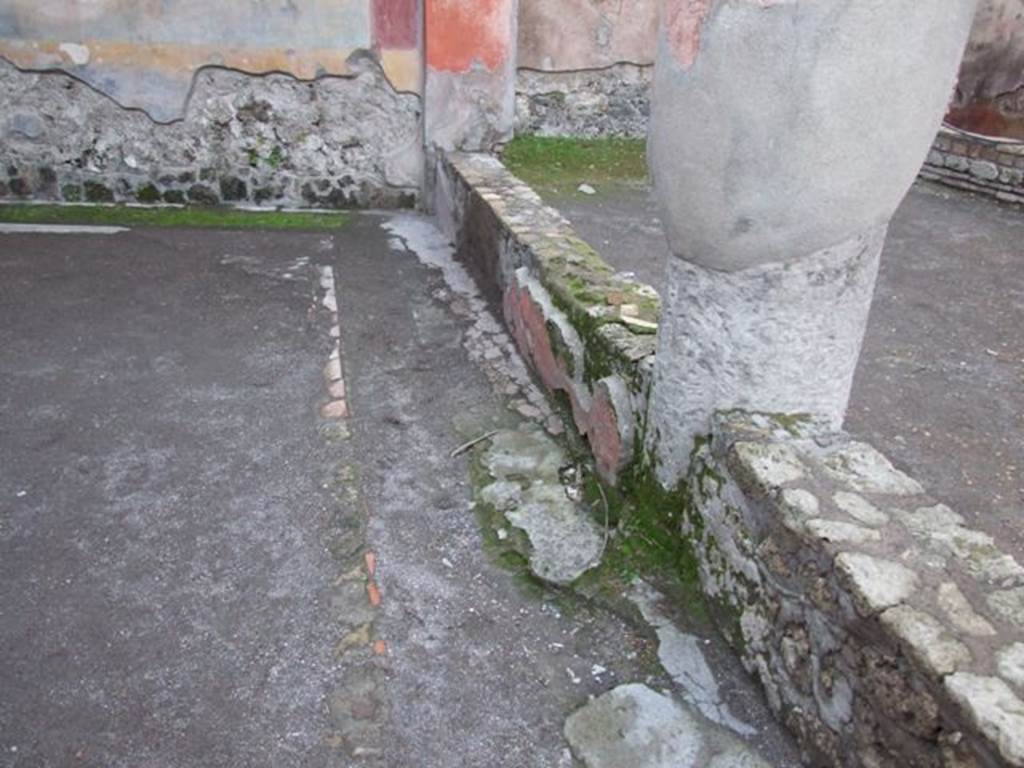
[647, 0, 978, 484]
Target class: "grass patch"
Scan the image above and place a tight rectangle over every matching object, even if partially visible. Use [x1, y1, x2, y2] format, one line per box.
[502, 136, 647, 195]
[0, 203, 350, 231]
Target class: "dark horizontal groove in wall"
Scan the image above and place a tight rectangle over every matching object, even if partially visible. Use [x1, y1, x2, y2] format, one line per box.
[1, 53, 421, 126]
[516, 61, 653, 76]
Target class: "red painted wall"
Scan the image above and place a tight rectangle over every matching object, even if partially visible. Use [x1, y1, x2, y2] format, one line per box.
[373, 0, 417, 49]
[426, 0, 512, 72]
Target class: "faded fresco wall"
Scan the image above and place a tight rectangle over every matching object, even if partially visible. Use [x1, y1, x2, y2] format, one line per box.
[515, 0, 657, 137]
[947, 0, 1024, 140]
[515, 0, 1024, 144]
[0, 0, 420, 119]
[0, 0, 423, 207]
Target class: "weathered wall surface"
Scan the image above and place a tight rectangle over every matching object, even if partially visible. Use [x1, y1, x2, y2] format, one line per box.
[515, 0, 1024, 144]
[515, 0, 656, 138]
[424, 0, 518, 152]
[515, 65, 651, 138]
[0, 0, 420, 120]
[0, 0, 422, 207]
[518, 0, 656, 70]
[947, 0, 1024, 140]
[0, 57, 421, 208]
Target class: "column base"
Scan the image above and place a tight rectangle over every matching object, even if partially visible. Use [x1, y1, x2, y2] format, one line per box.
[649, 225, 886, 486]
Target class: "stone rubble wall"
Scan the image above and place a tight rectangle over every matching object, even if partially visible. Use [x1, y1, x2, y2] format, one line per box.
[0, 56, 422, 209]
[435, 151, 659, 483]
[922, 126, 1024, 206]
[435, 149, 1024, 768]
[514, 65, 652, 139]
[687, 411, 1024, 768]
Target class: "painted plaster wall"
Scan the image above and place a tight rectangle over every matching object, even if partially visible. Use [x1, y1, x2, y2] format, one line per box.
[0, 0, 424, 207]
[0, 0, 420, 122]
[424, 0, 518, 151]
[948, 0, 1024, 140]
[517, 0, 657, 71]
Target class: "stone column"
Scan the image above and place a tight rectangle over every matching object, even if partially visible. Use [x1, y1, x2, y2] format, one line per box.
[647, 0, 978, 484]
[423, 0, 518, 152]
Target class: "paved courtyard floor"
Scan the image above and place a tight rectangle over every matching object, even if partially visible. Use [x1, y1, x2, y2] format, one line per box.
[555, 180, 1024, 551]
[0, 216, 799, 766]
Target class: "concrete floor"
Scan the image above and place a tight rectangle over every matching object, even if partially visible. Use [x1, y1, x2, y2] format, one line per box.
[0, 216, 800, 767]
[556, 180, 1024, 551]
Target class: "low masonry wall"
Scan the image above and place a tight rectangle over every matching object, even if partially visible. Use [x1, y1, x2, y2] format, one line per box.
[436, 151, 658, 483]
[435, 149, 1024, 768]
[691, 412, 1024, 768]
[0, 57, 421, 209]
[922, 126, 1024, 206]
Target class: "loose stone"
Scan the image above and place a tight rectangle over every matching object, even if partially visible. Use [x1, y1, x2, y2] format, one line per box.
[988, 587, 1024, 628]
[563, 684, 772, 768]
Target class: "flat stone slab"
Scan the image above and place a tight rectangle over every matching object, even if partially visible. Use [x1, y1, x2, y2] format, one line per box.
[480, 428, 603, 585]
[564, 684, 773, 768]
[629, 581, 755, 736]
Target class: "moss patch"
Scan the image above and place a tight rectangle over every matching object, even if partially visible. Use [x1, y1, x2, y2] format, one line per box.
[530, 235, 660, 378]
[568, 447, 714, 628]
[502, 136, 647, 196]
[0, 203, 351, 231]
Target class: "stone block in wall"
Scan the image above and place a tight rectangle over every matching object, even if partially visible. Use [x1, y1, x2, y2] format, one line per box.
[683, 410, 1024, 767]
[969, 160, 1000, 182]
[922, 126, 1024, 206]
[0, 56, 421, 209]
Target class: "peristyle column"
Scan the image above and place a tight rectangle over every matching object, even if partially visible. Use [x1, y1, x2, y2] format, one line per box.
[647, 0, 977, 483]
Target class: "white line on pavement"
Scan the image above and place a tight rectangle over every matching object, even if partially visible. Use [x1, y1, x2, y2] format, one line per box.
[0, 223, 129, 235]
